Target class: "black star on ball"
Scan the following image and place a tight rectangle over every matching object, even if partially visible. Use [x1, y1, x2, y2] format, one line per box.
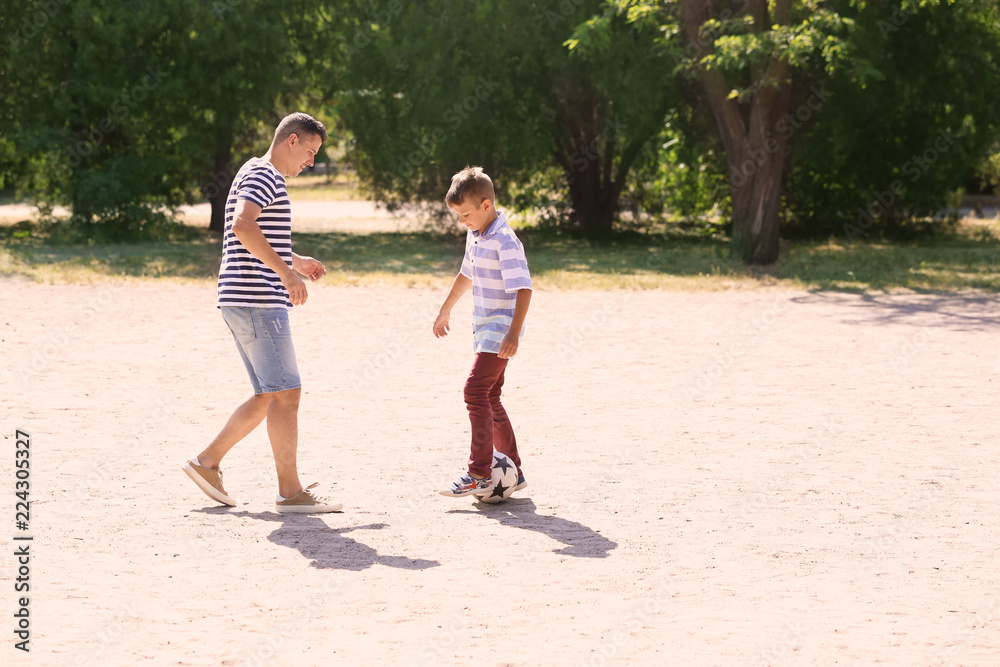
[493, 455, 514, 474]
[488, 481, 509, 499]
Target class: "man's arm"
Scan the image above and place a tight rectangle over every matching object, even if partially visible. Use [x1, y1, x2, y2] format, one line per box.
[498, 288, 532, 359]
[291, 252, 327, 282]
[231, 199, 308, 305]
[433, 272, 473, 338]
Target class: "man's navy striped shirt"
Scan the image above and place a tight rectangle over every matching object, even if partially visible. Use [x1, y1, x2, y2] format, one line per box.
[217, 158, 293, 310]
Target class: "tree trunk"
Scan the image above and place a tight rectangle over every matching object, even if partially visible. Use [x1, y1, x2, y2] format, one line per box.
[551, 76, 622, 239]
[680, 0, 792, 265]
[565, 149, 620, 238]
[726, 83, 789, 264]
[729, 153, 784, 264]
[207, 141, 234, 235]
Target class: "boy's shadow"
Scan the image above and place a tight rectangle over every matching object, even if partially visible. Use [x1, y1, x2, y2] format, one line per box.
[449, 498, 617, 558]
[199, 508, 439, 571]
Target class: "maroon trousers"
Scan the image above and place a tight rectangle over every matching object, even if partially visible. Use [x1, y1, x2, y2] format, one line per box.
[464, 352, 521, 480]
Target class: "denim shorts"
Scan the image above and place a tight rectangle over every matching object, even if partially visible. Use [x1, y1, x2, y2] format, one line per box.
[221, 307, 301, 395]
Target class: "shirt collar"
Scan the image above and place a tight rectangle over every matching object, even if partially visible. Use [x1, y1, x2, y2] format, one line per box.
[475, 211, 506, 238]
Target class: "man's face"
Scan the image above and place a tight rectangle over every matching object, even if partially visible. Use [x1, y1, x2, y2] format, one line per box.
[287, 133, 323, 176]
[448, 197, 495, 233]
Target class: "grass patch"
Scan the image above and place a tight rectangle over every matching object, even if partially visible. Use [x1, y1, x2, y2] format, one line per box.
[2, 218, 998, 291]
[283, 173, 366, 201]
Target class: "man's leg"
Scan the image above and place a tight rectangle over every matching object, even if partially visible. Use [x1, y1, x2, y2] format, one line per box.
[197, 393, 272, 469]
[266, 387, 303, 499]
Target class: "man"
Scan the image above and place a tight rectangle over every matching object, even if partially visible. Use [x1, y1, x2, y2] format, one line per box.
[182, 112, 341, 513]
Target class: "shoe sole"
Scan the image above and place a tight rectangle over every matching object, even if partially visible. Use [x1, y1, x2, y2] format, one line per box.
[275, 503, 343, 514]
[439, 487, 495, 498]
[182, 462, 236, 507]
[513, 480, 527, 492]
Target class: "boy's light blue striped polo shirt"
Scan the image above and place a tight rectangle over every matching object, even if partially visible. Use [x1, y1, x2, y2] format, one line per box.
[460, 211, 532, 354]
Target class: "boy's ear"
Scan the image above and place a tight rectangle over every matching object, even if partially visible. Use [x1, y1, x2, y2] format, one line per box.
[481, 198, 492, 212]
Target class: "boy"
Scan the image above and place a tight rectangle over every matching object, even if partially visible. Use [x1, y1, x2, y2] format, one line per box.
[433, 166, 532, 497]
[182, 112, 342, 514]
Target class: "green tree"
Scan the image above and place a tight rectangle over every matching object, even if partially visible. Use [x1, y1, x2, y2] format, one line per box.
[173, 0, 312, 233]
[668, 0, 861, 263]
[4, 1, 192, 232]
[784, 0, 1000, 238]
[339, 0, 677, 237]
[2, 0, 344, 236]
[620, 0, 1000, 261]
[172, 0, 351, 233]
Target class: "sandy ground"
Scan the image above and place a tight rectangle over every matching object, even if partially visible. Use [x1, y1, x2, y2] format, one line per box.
[2, 279, 1000, 666]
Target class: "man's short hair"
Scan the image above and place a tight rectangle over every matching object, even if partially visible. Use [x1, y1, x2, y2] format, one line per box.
[274, 112, 328, 143]
[445, 166, 495, 206]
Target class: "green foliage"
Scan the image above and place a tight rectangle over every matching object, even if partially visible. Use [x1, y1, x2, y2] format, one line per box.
[2, 0, 999, 250]
[338, 0, 678, 236]
[977, 143, 1000, 197]
[783, 0, 1000, 238]
[47, 207, 192, 244]
[340, 0, 572, 205]
[2, 0, 348, 240]
[621, 116, 731, 233]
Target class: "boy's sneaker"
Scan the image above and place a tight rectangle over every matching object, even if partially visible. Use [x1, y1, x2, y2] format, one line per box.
[440, 473, 495, 498]
[182, 459, 236, 506]
[514, 474, 527, 492]
[276, 483, 343, 514]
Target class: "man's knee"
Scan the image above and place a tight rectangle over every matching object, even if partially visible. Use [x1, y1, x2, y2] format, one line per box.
[270, 387, 301, 407]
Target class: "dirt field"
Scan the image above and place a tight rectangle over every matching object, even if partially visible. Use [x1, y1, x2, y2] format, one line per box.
[3, 279, 999, 666]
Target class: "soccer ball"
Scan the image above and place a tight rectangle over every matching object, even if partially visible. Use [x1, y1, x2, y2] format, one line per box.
[475, 451, 518, 504]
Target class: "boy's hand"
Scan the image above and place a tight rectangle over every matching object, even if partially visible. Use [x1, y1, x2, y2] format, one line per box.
[293, 254, 327, 282]
[498, 332, 519, 359]
[433, 311, 451, 338]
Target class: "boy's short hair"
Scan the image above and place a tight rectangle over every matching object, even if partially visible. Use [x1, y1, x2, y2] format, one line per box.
[274, 112, 328, 143]
[446, 166, 495, 206]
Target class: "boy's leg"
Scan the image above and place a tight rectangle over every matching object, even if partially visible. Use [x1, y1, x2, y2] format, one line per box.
[464, 352, 508, 479]
[488, 363, 521, 473]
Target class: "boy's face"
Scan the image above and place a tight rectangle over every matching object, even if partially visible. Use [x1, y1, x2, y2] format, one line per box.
[448, 197, 496, 233]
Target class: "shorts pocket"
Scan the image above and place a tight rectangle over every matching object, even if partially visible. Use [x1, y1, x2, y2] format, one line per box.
[222, 307, 257, 345]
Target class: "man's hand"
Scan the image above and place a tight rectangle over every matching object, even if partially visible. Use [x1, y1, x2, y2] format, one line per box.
[293, 254, 327, 282]
[498, 331, 519, 359]
[281, 270, 308, 306]
[433, 311, 451, 338]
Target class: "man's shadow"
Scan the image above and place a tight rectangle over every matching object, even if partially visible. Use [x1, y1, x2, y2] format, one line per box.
[197, 508, 439, 571]
[449, 498, 617, 558]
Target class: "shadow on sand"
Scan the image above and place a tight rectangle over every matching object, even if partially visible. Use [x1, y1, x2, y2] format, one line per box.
[196, 508, 440, 571]
[792, 291, 1000, 332]
[448, 498, 617, 558]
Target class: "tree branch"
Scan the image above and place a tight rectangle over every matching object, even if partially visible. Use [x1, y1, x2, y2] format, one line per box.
[945, 50, 1000, 77]
[680, 0, 747, 161]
